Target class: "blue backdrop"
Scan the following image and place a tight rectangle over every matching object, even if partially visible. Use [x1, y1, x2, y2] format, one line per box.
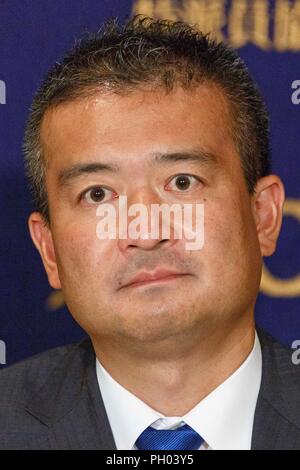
[0, 0, 299, 367]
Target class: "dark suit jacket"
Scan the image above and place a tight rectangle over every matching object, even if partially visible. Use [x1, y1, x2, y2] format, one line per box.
[0, 327, 300, 449]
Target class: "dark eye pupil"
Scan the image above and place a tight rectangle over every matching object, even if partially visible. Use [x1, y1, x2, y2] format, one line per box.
[91, 187, 105, 201]
[175, 176, 190, 190]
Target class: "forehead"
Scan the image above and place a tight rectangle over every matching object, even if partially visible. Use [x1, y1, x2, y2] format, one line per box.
[40, 83, 237, 171]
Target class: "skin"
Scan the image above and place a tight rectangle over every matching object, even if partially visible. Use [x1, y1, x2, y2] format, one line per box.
[29, 83, 285, 416]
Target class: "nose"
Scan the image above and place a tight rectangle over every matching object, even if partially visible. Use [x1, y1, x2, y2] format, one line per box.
[117, 187, 178, 253]
[119, 236, 172, 252]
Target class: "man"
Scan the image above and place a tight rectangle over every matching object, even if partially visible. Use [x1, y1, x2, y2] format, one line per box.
[0, 15, 298, 450]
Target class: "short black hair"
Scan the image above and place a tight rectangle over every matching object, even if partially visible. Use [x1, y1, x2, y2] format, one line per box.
[23, 14, 270, 222]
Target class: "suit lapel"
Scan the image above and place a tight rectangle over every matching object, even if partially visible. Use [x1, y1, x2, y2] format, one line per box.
[25, 338, 117, 450]
[252, 328, 300, 450]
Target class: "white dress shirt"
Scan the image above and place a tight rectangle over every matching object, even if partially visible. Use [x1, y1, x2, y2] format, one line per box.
[96, 331, 262, 450]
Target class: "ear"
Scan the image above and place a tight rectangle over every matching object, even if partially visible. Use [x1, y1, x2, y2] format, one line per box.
[28, 212, 61, 289]
[252, 175, 285, 257]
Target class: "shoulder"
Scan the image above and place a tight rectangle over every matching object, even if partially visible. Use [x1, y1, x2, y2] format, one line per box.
[257, 326, 295, 364]
[257, 326, 297, 376]
[0, 338, 90, 419]
[257, 326, 300, 423]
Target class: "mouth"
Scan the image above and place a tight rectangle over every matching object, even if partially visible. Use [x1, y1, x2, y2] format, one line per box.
[120, 269, 191, 289]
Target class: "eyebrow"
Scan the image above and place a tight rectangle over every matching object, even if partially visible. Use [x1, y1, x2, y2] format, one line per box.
[58, 162, 120, 187]
[153, 149, 218, 166]
[57, 148, 219, 187]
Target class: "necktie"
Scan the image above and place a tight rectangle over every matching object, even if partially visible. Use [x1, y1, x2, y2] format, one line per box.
[135, 423, 204, 450]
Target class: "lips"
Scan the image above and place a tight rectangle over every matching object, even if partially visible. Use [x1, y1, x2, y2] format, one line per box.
[120, 269, 190, 289]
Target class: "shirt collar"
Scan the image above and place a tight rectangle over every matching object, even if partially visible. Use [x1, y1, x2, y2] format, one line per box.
[96, 331, 262, 450]
[96, 360, 164, 450]
[182, 331, 262, 449]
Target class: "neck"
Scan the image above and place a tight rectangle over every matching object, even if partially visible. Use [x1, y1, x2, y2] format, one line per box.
[91, 315, 256, 416]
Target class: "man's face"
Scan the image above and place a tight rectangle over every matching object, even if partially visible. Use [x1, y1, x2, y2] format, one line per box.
[38, 84, 263, 343]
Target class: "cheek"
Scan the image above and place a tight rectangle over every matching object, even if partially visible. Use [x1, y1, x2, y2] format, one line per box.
[203, 200, 258, 273]
[53, 221, 113, 286]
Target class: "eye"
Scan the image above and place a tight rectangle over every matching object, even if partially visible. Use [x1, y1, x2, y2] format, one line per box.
[165, 174, 202, 192]
[80, 186, 117, 205]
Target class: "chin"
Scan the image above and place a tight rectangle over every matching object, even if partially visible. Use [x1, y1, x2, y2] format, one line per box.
[119, 308, 196, 340]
